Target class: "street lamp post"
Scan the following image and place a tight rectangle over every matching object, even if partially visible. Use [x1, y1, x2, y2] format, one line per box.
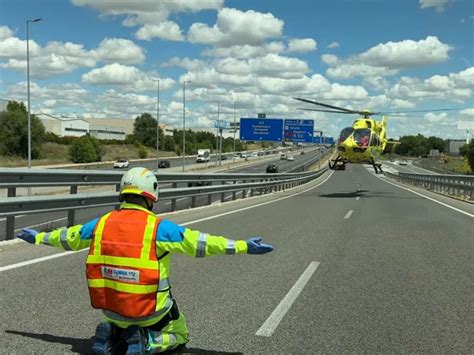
[182, 80, 191, 172]
[233, 100, 236, 163]
[26, 18, 42, 170]
[155, 79, 160, 172]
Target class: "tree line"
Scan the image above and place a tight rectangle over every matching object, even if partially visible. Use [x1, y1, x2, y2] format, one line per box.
[0, 103, 248, 163]
[1, 101, 471, 170]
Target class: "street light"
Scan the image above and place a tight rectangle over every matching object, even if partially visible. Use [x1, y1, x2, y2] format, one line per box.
[233, 100, 236, 163]
[182, 80, 191, 172]
[154, 79, 160, 172]
[26, 18, 42, 170]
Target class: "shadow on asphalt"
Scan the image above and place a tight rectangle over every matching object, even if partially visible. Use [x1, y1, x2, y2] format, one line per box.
[5, 330, 92, 353]
[5, 330, 243, 354]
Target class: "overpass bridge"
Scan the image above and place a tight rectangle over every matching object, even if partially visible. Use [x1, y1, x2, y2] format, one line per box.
[0, 151, 473, 353]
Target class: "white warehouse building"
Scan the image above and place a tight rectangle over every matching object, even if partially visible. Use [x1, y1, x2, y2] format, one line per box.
[37, 114, 89, 137]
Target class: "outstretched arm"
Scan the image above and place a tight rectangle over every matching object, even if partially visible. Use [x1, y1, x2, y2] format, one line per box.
[17, 218, 98, 251]
[156, 219, 273, 257]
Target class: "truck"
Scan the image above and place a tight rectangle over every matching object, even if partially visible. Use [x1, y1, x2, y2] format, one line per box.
[196, 149, 211, 163]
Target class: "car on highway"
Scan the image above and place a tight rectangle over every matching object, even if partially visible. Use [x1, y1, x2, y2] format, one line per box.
[266, 164, 278, 173]
[221, 155, 227, 160]
[158, 160, 171, 168]
[280, 153, 287, 160]
[113, 159, 129, 169]
[300, 151, 306, 155]
[287, 156, 294, 161]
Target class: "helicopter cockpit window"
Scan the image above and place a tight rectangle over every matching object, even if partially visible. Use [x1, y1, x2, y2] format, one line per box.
[353, 128, 371, 146]
[339, 127, 354, 143]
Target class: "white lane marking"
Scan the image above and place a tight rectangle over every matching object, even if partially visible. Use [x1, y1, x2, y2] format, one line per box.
[0, 250, 84, 272]
[1, 172, 334, 271]
[256, 261, 320, 337]
[344, 210, 353, 219]
[356, 196, 360, 201]
[378, 176, 473, 218]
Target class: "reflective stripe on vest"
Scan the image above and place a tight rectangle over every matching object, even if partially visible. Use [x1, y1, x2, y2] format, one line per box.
[86, 209, 161, 319]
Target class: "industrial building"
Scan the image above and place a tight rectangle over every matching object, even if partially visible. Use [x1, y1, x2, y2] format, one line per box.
[37, 114, 89, 137]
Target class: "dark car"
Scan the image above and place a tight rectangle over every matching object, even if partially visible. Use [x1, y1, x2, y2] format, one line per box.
[266, 164, 278, 173]
[158, 160, 171, 168]
[221, 155, 227, 160]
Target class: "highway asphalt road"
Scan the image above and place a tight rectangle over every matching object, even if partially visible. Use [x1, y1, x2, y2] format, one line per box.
[0, 164, 472, 353]
[0, 149, 323, 239]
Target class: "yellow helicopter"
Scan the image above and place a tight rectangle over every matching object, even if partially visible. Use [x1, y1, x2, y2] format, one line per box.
[294, 98, 455, 174]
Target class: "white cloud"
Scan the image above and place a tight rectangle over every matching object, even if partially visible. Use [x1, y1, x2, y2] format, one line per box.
[0, 28, 147, 77]
[162, 57, 207, 71]
[0, 34, 41, 59]
[324, 36, 451, 79]
[93, 38, 146, 64]
[460, 108, 474, 116]
[81, 63, 175, 92]
[449, 67, 474, 88]
[0, 26, 14, 40]
[188, 8, 284, 47]
[425, 112, 448, 122]
[359, 36, 451, 69]
[287, 38, 317, 53]
[202, 42, 285, 58]
[419, 0, 453, 12]
[387, 69, 473, 103]
[250, 54, 308, 79]
[72, 0, 223, 41]
[82, 63, 141, 85]
[327, 42, 340, 49]
[135, 21, 184, 41]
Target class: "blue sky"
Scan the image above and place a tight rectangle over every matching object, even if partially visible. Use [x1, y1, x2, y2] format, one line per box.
[0, 0, 473, 139]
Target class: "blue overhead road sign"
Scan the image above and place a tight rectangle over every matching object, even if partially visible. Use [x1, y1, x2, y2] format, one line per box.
[284, 119, 314, 143]
[240, 118, 283, 142]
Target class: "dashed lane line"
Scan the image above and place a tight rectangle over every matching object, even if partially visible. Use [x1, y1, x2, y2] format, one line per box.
[344, 210, 353, 219]
[256, 261, 320, 337]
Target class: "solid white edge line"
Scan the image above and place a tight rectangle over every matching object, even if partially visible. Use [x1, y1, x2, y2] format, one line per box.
[255, 261, 320, 337]
[0, 250, 84, 272]
[378, 176, 473, 218]
[344, 210, 353, 219]
[0, 171, 334, 271]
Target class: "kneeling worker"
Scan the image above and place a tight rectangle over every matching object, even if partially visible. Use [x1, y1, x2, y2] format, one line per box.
[17, 167, 273, 354]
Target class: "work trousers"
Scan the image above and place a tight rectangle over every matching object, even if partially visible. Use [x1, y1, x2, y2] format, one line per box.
[145, 313, 189, 353]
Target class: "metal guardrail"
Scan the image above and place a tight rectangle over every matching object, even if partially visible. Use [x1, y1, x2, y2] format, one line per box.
[0, 167, 328, 240]
[385, 171, 474, 201]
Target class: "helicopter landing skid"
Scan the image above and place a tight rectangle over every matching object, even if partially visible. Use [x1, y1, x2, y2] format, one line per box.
[372, 162, 383, 174]
[329, 158, 346, 170]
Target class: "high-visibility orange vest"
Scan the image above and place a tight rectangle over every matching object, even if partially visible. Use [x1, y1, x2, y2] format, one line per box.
[86, 209, 162, 318]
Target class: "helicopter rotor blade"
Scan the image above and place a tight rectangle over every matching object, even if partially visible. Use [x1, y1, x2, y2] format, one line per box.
[380, 108, 460, 114]
[297, 108, 356, 114]
[294, 98, 358, 113]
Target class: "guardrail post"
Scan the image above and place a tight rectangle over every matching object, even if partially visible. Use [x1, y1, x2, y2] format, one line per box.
[250, 180, 254, 197]
[242, 180, 247, 198]
[232, 181, 237, 200]
[171, 183, 177, 211]
[114, 184, 121, 210]
[191, 195, 197, 208]
[221, 181, 225, 202]
[67, 185, 78, 227]
[5, 187, 16, 241]
[207, 182, 213, 205]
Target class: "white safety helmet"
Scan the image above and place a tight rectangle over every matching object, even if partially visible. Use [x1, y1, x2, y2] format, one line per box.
[119, 167, 159, 202]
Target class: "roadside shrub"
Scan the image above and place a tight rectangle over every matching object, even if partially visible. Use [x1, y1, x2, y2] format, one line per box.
[69, 135, 102, 163]
[137, 144, 148, 159]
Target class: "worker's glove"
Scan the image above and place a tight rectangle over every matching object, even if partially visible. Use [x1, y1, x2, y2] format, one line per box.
[16, 228, 38, 244]
[246, 237, 273, 255]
